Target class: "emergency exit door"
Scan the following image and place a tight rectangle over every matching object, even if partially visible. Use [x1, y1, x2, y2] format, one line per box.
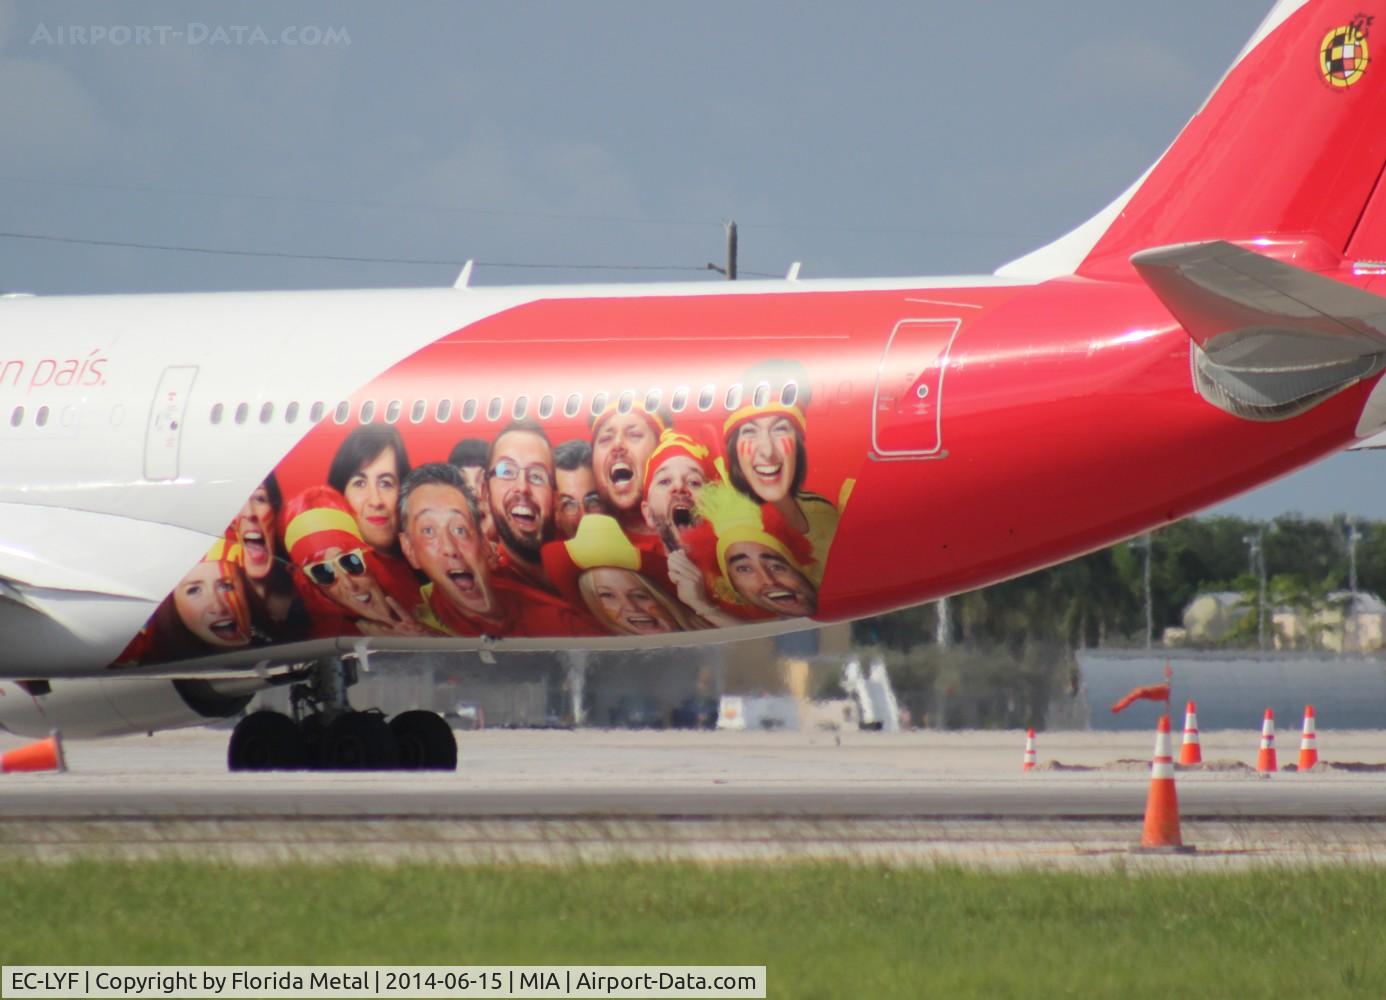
[144, 366, 198, 480]
[871, 318, 960, 457]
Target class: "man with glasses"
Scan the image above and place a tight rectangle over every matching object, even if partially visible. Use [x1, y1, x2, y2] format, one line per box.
[553, 438, 607, 541]
[485, 420, 558, 592]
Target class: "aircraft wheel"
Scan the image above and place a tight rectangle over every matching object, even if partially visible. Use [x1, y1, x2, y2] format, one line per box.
[319, 711, 399, 770]
[390, 710, 458, 771]
[227, 710, 307, 771]
[298, 713, 327, 769]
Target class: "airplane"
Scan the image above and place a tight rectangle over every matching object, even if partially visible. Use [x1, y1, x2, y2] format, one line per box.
[4, 0, 1386, 771]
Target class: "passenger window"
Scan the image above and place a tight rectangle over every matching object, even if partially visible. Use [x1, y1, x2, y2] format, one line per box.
[333, 401, 350, 425]
[35, 405, 48, 428]
[210, 403, 224, 425]
[359, 400, 376, 424]
[513, 395, 529, 419]
[259, 402, 274, 424]
[591, 391, 609, 416]
[9, 406, 22, 427]
[435, 399, 453, 423]
[385, 400, 402, 424]
[780, 382, 799, 407]
[725, 384, 743, 410]
[538, 394, 555, 420]
[753, 382, 770, 407]
[285, 402, 300, 424]
[234, 403, 249, 425]
[487, 397, 503, 421]
[643, 388, 661, 413]
[310, 401, 325, 423]
[617, 391, 635, 414]
[410, 400, 426, 424]
[670, 386, 689, 412]
[564, 393, 582, 418]
[697, 385, 715, 412]
[462, 398, 478, 422]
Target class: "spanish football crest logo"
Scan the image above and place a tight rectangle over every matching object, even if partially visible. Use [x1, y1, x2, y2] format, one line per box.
[1321, 14, 1373, 88]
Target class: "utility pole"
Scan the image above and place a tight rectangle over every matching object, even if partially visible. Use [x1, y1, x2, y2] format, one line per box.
[936, 596, 951, 649]
[1139, 533, 1153, 650]
[707, 220, 738, 280]
[1244, 527, 1267, 650]
[1347, 517, 1361, 597]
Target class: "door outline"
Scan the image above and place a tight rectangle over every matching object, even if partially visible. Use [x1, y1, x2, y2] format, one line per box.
[870, 317, 962, 459]
[144, 366, 199, 481]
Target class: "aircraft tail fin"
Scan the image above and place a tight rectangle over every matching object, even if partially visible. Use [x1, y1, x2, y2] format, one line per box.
[1000, 2, 1386, 279]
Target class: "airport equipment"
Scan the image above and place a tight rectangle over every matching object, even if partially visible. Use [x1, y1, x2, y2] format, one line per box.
[1257, 709, 1279, 773]
[1179, 701, 1202, 765]
[0, 731, 66, 774]
[1298, 705, 1319, 770]
[1021, 728, 1037, 772]
[1138, 715, 1190, 852]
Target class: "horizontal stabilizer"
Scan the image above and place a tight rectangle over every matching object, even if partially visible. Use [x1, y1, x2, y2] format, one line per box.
[1131, 241, 1386, 420]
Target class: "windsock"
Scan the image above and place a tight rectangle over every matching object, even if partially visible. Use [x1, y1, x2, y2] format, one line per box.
[1139, 715, 1187, 851]
[1021, 728, 1037, 772]
[1298, 705, 1319, 771]
[1179, 700, 1202, 765]
[1256, 709, 1278, 773]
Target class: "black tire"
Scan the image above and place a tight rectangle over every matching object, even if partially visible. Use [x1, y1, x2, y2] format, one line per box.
[298, 713, 327, 769]
[390, 710, 459, 771]
[227, 710, 307, 771]
[320, 711, 400, 770]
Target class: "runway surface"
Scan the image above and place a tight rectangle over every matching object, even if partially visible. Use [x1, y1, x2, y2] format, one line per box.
[2, 727, 1385, 866]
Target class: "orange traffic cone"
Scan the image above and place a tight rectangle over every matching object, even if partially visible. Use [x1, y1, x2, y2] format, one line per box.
[1298, 705, 1319, 771]
[1256, 709, 1278, 773]
[0, 731, 66, 774]
[1138, 715, 1191, 852]
[1021, 728, 1037, 772]
[1179, 700, 1202, 765]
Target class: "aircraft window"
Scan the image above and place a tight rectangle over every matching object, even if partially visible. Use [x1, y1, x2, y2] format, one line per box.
[359, 400, 376, 424]
[591, 391, 609, 416]
[780, 381, 799, 406]
[234, 403, 249, 425]
[487, 396, 503, 421]
[670, 386, 689, 412]
[384, 400, 401, 424]
[643, 388, 661, 413]
[513, 395, 529, 420]
[697, 385, 715, 412]
[753, 382, 770, 407]
[333, 401, 350, 425]
[210, 403, 224, 425]
[462, 398, 478, 422]
[538, 394, 555, 420]
[285, 402, 300, 424]
[9, 406, 22, 427]
[35, 405, 49, 428]
[724, 384, 743, 410]
[564, 393, 582, 418]
[259, 402, 274, 424]
[310, 401, 325, 423]
[617, 391, 636, 414]
[410, 399, 427, 424]
[435, 399, 452, 423]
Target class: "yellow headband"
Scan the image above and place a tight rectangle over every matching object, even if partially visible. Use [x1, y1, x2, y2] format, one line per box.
[722, 402, 806, 438]
[285, 506, 362, 555]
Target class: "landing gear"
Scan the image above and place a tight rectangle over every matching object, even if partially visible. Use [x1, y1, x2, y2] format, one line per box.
[225, 653, 458, 773]
[227, 709, 307, 771]
[390, 709, 459, 770]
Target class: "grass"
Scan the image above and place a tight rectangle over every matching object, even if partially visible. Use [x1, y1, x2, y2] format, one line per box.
[2, 862, 1385, 997]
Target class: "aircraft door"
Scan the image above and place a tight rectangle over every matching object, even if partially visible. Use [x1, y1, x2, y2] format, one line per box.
[872, 318, 960, 457]
[144, 366, 198, 481]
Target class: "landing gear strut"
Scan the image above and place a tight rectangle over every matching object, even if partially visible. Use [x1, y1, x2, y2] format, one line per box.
[226, 652, 457, 772]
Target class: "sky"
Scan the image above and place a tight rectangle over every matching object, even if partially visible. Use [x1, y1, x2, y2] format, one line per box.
[1, 0, 1381, 518]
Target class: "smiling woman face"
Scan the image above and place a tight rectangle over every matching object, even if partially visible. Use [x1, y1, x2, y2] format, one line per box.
[734, 414, 799, 504]
[582, 566, 679, 635]
[235, 484, 276, 581]
[173, 562, 250, 648]
[343, 447, 402, 552]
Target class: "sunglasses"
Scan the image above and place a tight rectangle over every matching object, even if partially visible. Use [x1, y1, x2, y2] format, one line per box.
[304, 549, 368, 587]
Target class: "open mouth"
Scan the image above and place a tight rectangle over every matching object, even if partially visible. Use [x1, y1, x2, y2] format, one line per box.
[625, 614, 664, 632]
[352, 591, 374, 605]
[609, 461, 634, 486]
[670, 503, 695, 529]
[447, 569, 477, 593]
[241, 531, 269, 563]
[764, 588, 802, 611]
[509, 501, 538, 530]
[753, 462, 783, 480]
[208, 618, 242, 641]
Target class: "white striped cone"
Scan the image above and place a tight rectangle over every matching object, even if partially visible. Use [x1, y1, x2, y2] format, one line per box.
[1256, 709, 1278, 773]
[1298, 705, 1319, 770]
[1021, 728, 1036, 772]
[1179, 700, 1202, 765]
[1141, 714, 1184, 849]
